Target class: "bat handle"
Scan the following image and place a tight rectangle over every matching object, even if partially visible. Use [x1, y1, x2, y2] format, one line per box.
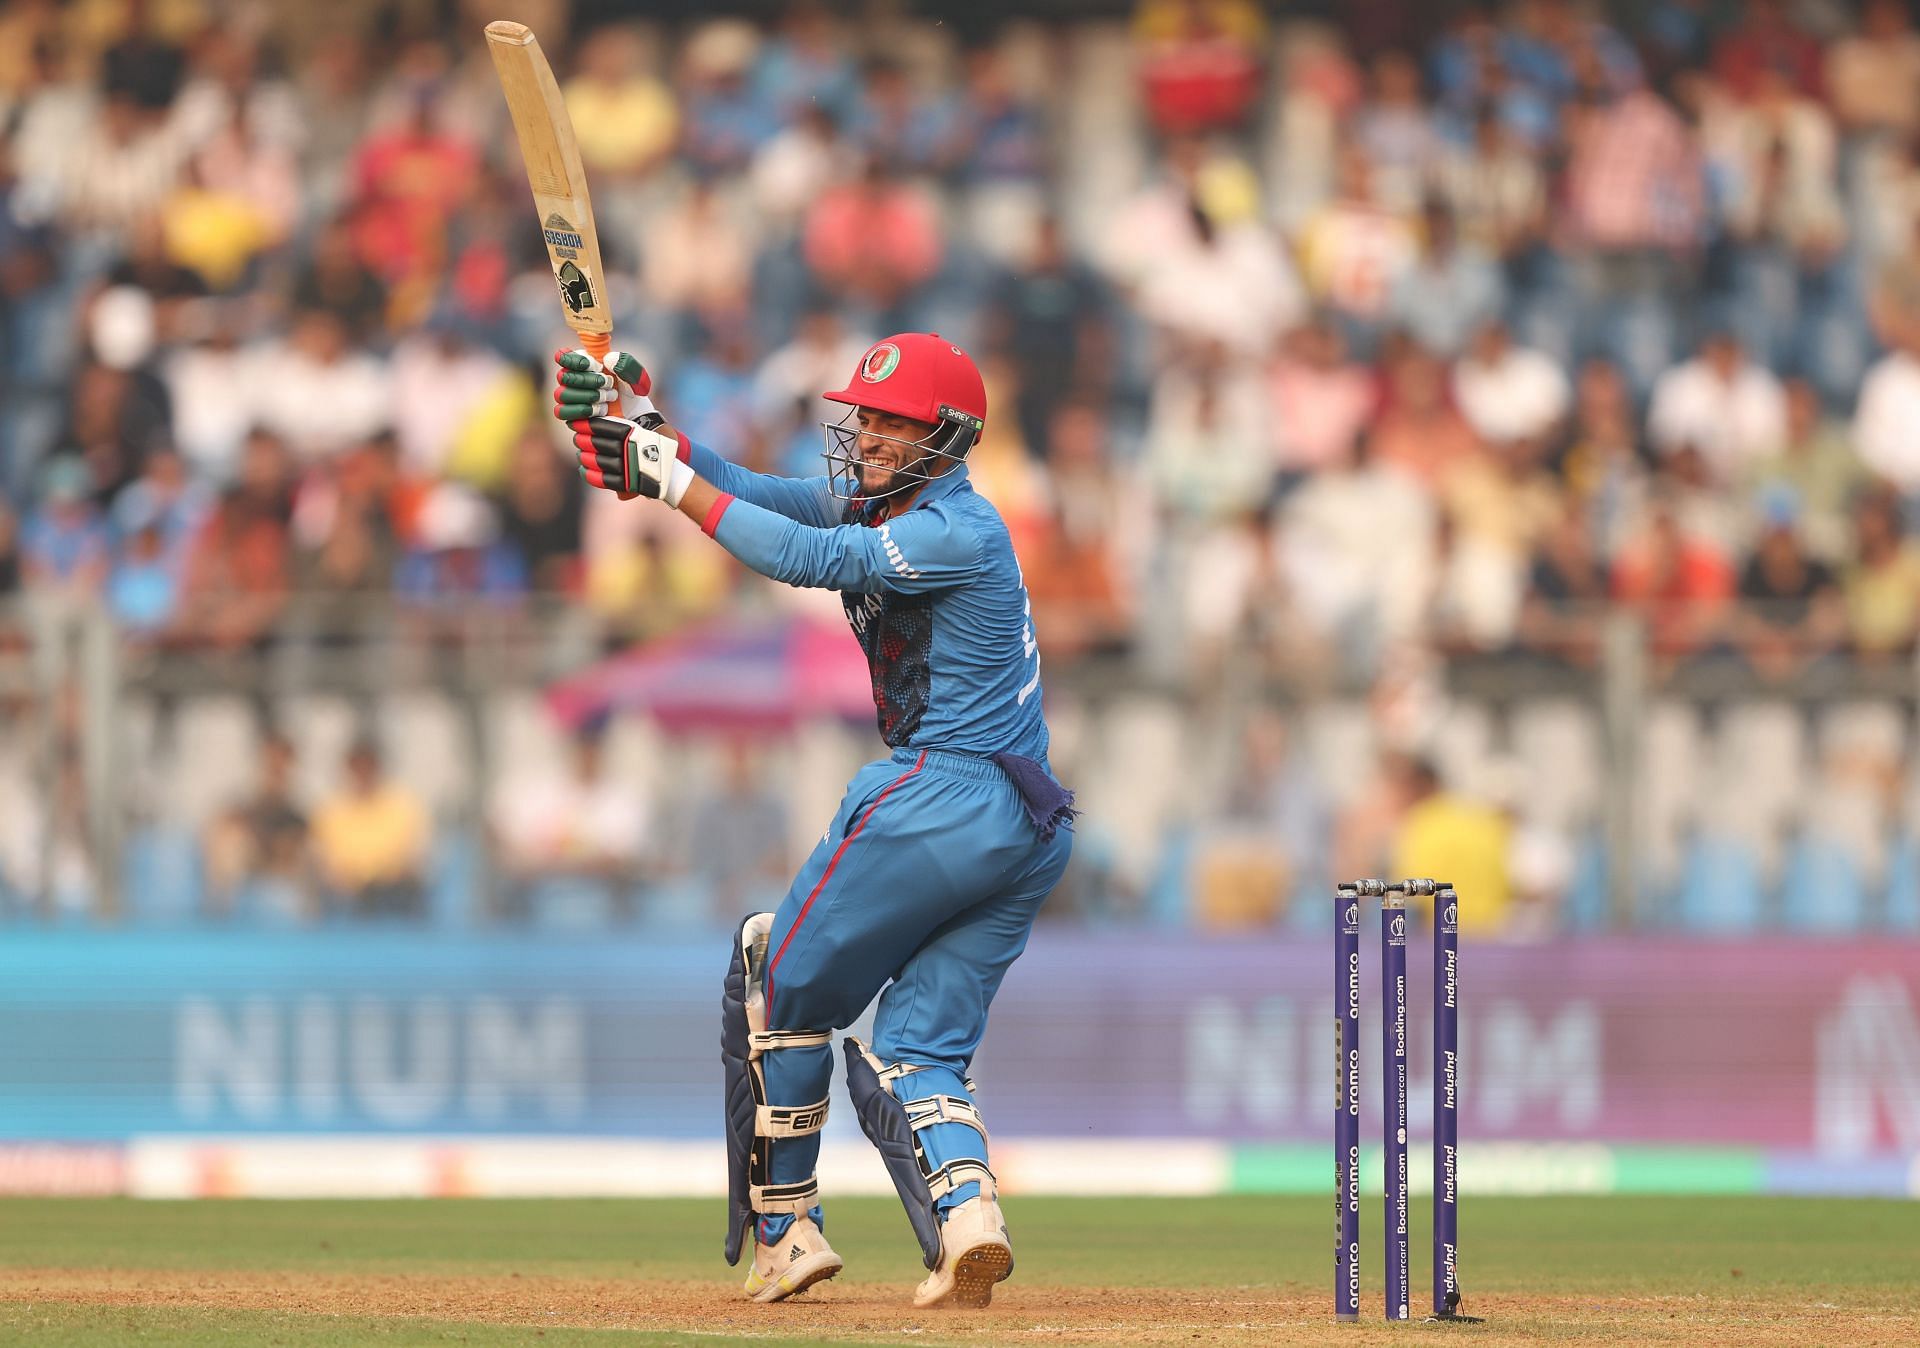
[580, 330, 623, 417]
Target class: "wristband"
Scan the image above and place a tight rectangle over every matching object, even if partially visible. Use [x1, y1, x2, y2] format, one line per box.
[663, 457, 696, 509]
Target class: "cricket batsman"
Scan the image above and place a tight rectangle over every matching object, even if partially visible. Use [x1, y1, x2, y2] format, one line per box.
[553, 333, 1075, 1308]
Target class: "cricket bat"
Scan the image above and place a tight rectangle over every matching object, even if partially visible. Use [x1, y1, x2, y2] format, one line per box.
[485, 19, 622, 414]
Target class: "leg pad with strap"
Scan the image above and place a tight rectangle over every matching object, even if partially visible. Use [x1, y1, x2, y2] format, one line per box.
[843, 1037, 997, 1270]
[749, 1177, 819, 1214]
[723, 914, 831, 1265]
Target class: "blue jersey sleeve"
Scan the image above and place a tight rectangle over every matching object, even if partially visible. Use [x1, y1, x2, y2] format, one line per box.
[684, 440, 837, 528]
[709, 495, 984, 594]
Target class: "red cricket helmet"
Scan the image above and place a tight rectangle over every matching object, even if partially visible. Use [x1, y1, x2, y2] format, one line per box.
[824, 333, 987, 435]
[819, 333, 987, 500]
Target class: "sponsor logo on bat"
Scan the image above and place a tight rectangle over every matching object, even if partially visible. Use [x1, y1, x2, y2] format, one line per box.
[543, 213, 585, 251]
[556, 260, 596, 315]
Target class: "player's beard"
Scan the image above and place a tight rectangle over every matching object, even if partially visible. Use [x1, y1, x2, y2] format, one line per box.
[856, 447, 918, 501]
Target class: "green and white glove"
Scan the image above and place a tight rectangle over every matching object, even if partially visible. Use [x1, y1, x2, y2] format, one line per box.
[570, 413, 694, 505]
[553, 348, 653, 421]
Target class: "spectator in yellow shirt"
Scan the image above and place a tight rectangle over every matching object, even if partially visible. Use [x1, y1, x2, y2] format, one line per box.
[311, 737, 428, 919]
[1389, 757, 1512, 935]
[1843, 488, 1920, 661]
[563, 27, 678, 179]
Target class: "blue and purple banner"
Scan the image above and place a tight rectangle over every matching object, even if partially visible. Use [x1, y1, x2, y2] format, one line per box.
[2, 929, 1918, 1166]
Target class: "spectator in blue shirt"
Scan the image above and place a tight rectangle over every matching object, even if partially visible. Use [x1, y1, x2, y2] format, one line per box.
[753, 2, 860, 125]
[960, 48, 1045, 187]
[1389, 198, 1506, 357]
[682, 23, 780, 176]
[670, 321, 764, 457]
[987, 215, 1113, 459]
[111, 448, 209, 559]
[847, 60, 967, 175]
[22, 457, 109, 598]
[0, 138, 58, 499]
[395, 483, 528, 605]
[107, 495, 182, 637]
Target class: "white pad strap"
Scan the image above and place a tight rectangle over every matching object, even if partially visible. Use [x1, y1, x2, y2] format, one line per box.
[757, 1098, 830, 1137]
[749, 1177, 818, 1214]
[876, 1060, 977, 1095]
[749, 1028, 831, 1056]
[903, 1094, 990, 1150]
[926, 1158, 997, 1202]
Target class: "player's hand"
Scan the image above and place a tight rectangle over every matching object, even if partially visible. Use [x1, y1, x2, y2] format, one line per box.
[553, 349, 654, 422]
[571, 413, 693, 505]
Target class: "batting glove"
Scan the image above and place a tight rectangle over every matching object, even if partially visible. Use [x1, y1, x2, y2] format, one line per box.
[571, 413, 694, 505]
[553, 348, 654, 422]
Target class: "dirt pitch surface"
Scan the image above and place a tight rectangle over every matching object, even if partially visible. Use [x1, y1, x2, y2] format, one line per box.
[4, 1196, 1919, 1345]
[6, 1266, 1919, 1346]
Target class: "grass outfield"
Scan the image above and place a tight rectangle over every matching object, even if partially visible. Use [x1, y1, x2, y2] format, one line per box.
[2, 1195, 1918, 1345]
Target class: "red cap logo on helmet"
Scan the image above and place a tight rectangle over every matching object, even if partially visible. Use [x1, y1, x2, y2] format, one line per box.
[860, 343, 901, 382]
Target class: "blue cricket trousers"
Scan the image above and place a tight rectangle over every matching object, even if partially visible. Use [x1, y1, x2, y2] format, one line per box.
[757, 747, 1072, 1239]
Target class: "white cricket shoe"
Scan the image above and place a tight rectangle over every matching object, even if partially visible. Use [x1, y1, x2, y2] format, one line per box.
[913, 1196, 1013, 1309]
[742, 1217, 843, 1303]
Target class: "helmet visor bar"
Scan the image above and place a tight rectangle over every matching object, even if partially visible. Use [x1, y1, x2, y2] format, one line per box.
[819, 410, 972, 502]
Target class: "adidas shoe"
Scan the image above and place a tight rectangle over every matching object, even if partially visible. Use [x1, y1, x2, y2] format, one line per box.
[743, 1216, 843, 1303]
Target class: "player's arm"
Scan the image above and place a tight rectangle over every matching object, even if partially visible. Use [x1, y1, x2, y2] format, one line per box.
[679, 476, 982, 593]
[571, 410, 982, 591]
[554, 351, 837, 526]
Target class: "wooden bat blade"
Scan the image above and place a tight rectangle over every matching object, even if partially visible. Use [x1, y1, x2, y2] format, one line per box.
[486, 20, 614, 343]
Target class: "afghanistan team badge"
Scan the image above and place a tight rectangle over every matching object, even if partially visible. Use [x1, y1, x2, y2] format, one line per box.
[859, 342, 901, 382]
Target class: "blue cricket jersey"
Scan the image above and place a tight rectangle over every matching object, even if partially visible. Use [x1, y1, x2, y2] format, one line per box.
[684, 441, 1051, 764]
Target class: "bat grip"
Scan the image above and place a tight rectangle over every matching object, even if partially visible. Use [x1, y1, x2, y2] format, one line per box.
[580, 330, 622, 416]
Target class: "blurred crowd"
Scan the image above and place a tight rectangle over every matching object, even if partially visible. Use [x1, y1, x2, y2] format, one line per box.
[184, 720, 791, 927]
[5, 0, 1920, 929]
[5, 0, 1920, 675]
